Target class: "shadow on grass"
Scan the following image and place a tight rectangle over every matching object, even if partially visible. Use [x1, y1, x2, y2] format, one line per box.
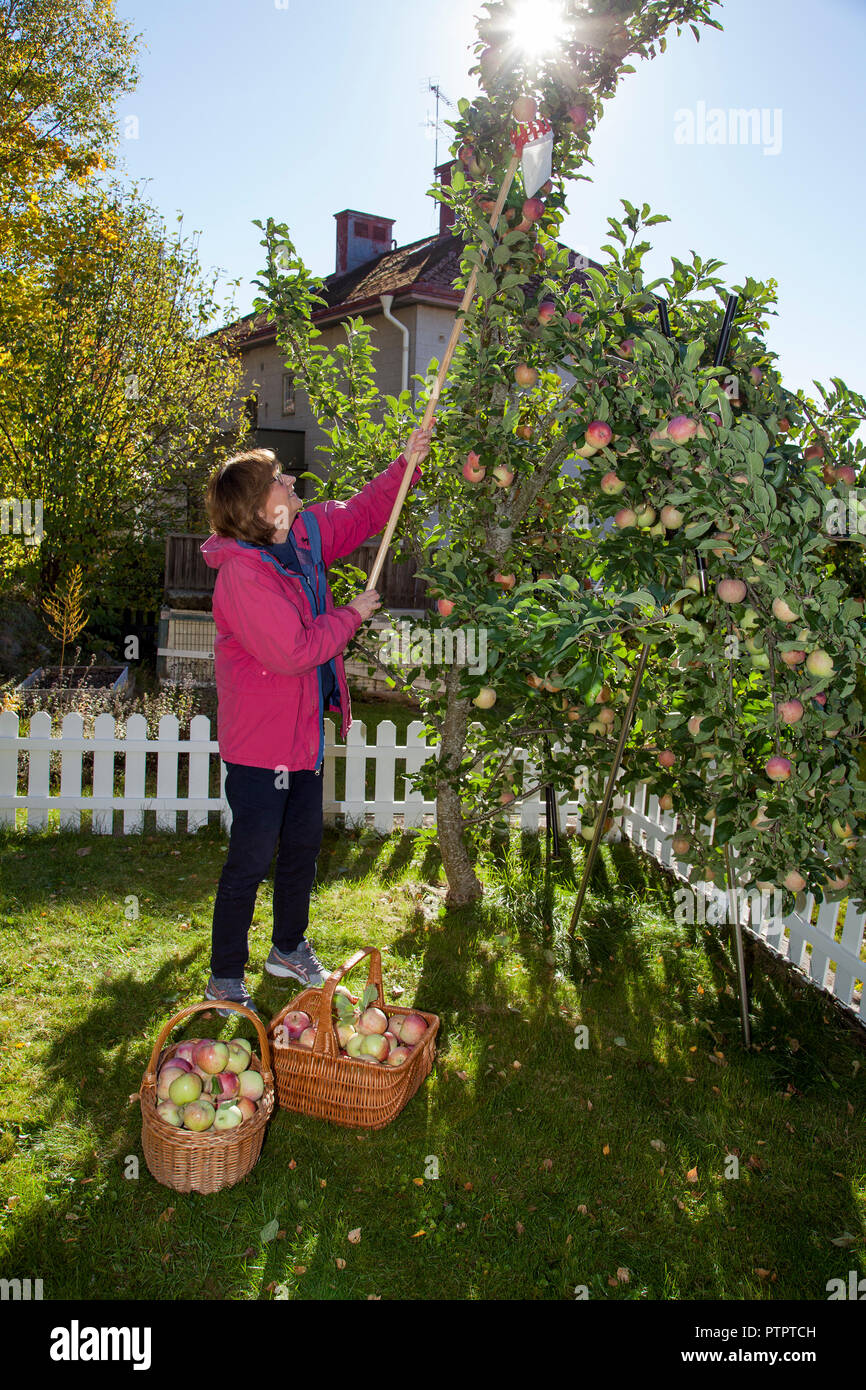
[2, 823, 865, 1300]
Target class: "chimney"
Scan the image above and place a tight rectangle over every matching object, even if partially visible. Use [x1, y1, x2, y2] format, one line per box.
[334, 210, 395, 274]
[435, 161, 456, 237]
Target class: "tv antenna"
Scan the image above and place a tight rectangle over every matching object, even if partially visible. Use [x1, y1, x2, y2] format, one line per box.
[420, 78, 456, 170]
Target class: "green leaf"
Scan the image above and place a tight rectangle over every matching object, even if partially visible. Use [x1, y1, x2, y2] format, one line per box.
[260, 1219, 280, 1243]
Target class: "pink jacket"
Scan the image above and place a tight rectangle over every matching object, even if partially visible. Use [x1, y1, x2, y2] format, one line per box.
[200, 453, 422, 771]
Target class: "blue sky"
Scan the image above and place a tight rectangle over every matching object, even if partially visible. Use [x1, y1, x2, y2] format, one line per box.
[114, 0, 865, 399]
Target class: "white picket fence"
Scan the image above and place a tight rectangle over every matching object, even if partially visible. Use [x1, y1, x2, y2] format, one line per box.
[1, 710, 863, 1021]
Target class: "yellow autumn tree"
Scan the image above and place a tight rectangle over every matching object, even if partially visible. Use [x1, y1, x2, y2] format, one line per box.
[42, 563, 89, 677]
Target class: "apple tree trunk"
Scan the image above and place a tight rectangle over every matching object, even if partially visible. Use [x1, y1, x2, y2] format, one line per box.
[435, 664, 483, 906]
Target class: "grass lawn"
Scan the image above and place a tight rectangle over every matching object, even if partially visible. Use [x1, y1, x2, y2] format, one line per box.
[0, 818, 864, 1302]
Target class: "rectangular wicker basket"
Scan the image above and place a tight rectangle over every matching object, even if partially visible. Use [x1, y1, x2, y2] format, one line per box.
[267, 947, 439, 1129]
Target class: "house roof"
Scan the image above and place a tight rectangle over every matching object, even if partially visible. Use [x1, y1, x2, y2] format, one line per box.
[224, 232, 596, 349]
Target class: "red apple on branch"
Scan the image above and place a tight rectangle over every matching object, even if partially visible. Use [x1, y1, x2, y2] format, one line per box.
[766, 756, 792, 782]
[512, 95, 537, 122]
[718, 579, 747, 603]
[463, 451, 485, 483]
[515, 363, 538, 389]
[586, 421, 612, 448]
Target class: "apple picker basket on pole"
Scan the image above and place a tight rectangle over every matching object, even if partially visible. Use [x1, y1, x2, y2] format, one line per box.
[567, 294, 752, 1048]
[365, 120, 553, 593]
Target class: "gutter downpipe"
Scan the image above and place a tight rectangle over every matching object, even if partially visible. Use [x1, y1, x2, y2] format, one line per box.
[379, 293, 410, 395]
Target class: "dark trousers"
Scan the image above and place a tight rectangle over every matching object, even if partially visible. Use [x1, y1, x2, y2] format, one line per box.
[210, 762, 324, 978]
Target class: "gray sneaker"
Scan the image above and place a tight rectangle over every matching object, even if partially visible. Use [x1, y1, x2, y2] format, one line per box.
[265, 939, 330, 987]
[204, 974, 259, 1018]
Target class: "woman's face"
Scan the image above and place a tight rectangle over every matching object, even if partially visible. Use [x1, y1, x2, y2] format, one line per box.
[258, 472, 303, 540]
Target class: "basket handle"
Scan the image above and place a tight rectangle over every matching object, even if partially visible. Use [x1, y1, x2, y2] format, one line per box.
[309, 947, 385, 1059]
[143, 1000, 272, 1085]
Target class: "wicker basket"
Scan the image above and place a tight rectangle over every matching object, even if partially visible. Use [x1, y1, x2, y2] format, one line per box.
[139, 1000, 275, 1194]
[268, 947, 439, 1130]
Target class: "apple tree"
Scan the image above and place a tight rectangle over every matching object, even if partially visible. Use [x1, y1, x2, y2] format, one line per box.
[253, 0, 731, 904]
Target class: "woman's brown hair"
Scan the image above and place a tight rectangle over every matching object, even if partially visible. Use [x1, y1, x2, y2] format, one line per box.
[205, 449, 280, 545]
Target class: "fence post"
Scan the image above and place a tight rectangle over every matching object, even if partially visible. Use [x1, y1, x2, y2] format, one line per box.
[27, 710, 52, 832]
[373, 721, 397, 833]
[0, 710, 19, 829]
[124, 713, 148, 834]
[187, 714, 212, 833]
[403, 721, 429, 828]
[92, 712, 117, 835]
[343, 721, 367, 829]
[59, 712, 83, 831]
[156, 714, 179, 832]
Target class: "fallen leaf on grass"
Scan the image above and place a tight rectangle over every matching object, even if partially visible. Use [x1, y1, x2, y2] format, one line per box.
[616, 1267, 630, 1283]
[686, 1167, 698, 1184]
[455, 1071, 469, 1082]
[157, 1207, 175, 1223]
[294, 1265, 307, 1275]
[829, 1233, 862, 1248]
[413, 1178, 424, 1186]
[348, 1228, 361, 1244]
[650, 1140, 666, 1152]
[515, 1221, 525, 1235]
[541, 1159, 554, 1171]
[754, 1268, 776, 1281]
[602, 1144, 610, 1156]
[161, 1253, 172, 1264]
[607, 1277, 618, 1287]
[464, 1182, 473, 1191]
[335, 1258, 346, 1269]
[411, 1230, 426, 1238]
[288, 1159, 297, 1170]
[5, 1196, 19, 1211]
[260, 1219, 280, 1243]
[614, 1037, 626, 1047]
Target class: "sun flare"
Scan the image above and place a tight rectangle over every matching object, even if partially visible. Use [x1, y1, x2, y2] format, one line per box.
[508, 0, 568, 59]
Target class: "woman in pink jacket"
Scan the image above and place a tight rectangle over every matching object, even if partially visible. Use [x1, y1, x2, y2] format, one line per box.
[200, 431, 431, 1014]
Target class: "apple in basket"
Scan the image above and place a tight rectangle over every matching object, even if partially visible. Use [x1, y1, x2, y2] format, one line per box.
[360, 1034, 390, 1063]
[282, 1011, 312, 1042]
[182, 1100, 215, 1132]
[236, 1097, 257, 1121]
[226, 1039, 252, 1073]
[383, 1031, 399, 1053]
[345, 1034, 366, 1059]
[212, 1103, 244, 1132]
[336, 1021, 357, 1048]
[298, 1026, 318, 1050]
[208, 1071, 239, 1102]
[171, 1041, 203, 1067]
[238, 1070, 265, 1101]
[157, 1060, 193, 1101]
[357, 1007, 389, 1036]
[195, 1040, 230, 1074]
[399, 1014, 428, 1046]
[156, 1099, 185, 1127]
[386, 1047, 413, 1067]
[388, 1015, 404, 1042]
[168, 1071, 203, 1106]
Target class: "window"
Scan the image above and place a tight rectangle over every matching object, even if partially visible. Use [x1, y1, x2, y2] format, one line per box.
[373, 223, 387, 241]
[282, 373, 296, 417]
[353, 220, 369, 238]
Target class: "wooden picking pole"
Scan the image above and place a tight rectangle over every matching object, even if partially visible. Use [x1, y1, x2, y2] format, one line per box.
[365, 152, 522, 593]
